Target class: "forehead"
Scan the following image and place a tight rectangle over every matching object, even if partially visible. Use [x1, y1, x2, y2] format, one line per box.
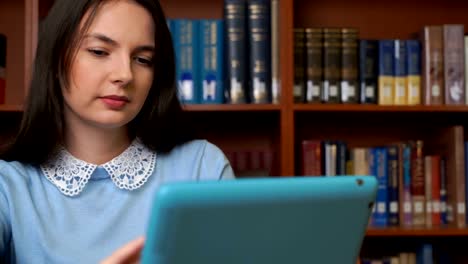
[82, 0, 155, 44]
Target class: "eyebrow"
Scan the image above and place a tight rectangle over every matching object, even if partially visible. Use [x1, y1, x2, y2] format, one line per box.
[84, 33, 155, 53]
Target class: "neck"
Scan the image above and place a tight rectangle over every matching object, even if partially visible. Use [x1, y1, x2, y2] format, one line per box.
[64, 121, 131, 165]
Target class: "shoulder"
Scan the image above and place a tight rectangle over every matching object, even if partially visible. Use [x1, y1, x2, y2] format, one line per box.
[0, 160, 37, 195]
[0, 160, 36, 180]
[158, 139, 233, 180]
[166, 139, 225, 161]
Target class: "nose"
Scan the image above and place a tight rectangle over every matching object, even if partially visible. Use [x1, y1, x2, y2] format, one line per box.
[111, 55, 133, 87]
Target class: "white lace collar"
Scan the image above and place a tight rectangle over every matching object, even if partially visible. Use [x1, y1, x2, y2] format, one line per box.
[40, 139, 156, 197]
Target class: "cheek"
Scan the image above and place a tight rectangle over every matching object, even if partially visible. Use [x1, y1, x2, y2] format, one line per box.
[134, 71, 154, 103]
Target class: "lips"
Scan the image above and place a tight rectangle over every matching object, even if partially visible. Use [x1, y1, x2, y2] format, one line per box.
[101, 95, 130, 102]
[100, 95, 130, 109]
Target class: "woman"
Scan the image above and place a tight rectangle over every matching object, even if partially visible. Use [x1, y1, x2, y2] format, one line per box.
[0, 0, 234, 263]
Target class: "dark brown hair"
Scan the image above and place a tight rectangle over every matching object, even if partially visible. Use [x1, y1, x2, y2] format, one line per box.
[0, 0, 194, 165]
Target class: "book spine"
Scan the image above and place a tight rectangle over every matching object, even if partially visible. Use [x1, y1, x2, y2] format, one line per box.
[174, 19, 200, 104]
[431, 156, 441, 226]
[378, 40, 395, 105]
[440, 157, 448, 225]
[247, 0, 271, 103]
[305, 28, 323, 103]
[270, 0, 280, 104]
[359, 40, 378, 104]
[301, 140, 322, 176]
[336, 141, 347, 175]
[406, 40, 421, 105]
[224, 0, 248, 103]
[394, 40, 407, 105]
[374, 147, 389, 227]
[0, 34, 5, 104]
[322, 28, 341, 103]
[341, 28, 359, 103]
[401, 143, 413, 227]
[387, 145, 399, 226]
[411, 140, 425, 227]
[424, 156, 433, 227]
[293, 28, 306, 103]
[422, 26, 444, 105]
[200, 20, 224, 104]
[443, 24, 465, 105]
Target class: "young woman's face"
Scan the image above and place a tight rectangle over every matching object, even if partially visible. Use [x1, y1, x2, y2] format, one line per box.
[63, 0, 155, 130]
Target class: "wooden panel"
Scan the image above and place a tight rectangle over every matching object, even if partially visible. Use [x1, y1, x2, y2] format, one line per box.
[0, 0, 27, 105]
[184, 104, 281, 112]
[294, 0, 468, 39]
[294, 104, 468, 113]
[187, 111, 281, 176]
[367, 227, 468, 237]
[280, 0, 295, 176]
[160, 0, 223, 19]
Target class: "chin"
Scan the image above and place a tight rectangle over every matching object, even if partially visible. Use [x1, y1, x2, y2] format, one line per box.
[90, 114, 136, 129]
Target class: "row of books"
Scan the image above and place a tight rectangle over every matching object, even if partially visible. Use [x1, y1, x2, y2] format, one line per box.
[361, 244, 447, 264]
[294, 24, 467, 106]
[0, 34, 5, 104]
[224, 147, 274, 177]
[300, 127, 466, 229]
[168, 0, 280, 105]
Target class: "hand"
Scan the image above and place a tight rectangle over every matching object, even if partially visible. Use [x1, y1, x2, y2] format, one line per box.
[100, 236, 145, 264]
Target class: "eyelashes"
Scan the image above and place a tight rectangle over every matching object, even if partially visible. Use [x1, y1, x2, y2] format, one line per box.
[86, 48, 154, 67]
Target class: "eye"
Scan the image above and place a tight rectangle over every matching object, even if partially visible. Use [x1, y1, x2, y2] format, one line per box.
[134, 56, 154, 67]
[87, 48, 109, 57]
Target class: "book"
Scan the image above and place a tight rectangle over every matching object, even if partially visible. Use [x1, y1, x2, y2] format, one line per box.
[173, 19, 201, 104]
[293, 28, 306, 103]
[247, 0, 272, 103]
[322, 28, 341, 103]
[378, 40, 395, 105]
[422, 26, 444, 105]
[443, 24, 465, 105]
[305, 28, 323, 103]
[200, 20, 224, 104]
[406, 40, 421, 105]
[359, 40, 378, 104]
[0, 34, 5, 104]
[224, 0, 248, 103]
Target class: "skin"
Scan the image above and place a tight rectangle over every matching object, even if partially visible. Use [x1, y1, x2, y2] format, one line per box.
[63, 0, 155, 165]
[63, 0, 155, 262]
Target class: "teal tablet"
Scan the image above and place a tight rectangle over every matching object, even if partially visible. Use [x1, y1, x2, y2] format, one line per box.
[141, 176, 377, 264]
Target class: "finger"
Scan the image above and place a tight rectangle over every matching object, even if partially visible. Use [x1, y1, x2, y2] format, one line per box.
[101, 236, 145, 264]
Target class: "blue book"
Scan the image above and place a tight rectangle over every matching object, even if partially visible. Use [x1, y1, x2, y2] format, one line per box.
[200, 19, 224, 104]
[369, 147, 389, 227]
[417, 244, 433, 264]
[387, 145, 399, 226]
[247, 0, 271, 103]
[173, 19, 201, 104]
[405, 40, 421, 105]
[224, 0, 248, 103]
[401, 143, 413, 227]
[378, 40, 395, 105]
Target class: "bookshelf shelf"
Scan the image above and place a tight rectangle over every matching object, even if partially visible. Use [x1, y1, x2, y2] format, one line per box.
[183, 104, 282, 112]
[294, 104, 468, 113]
[366, 227, 468, 237]
[0, 104, 22, 112]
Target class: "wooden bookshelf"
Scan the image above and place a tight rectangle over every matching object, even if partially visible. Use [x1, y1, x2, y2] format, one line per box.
[3, 0, 468, 261]
[183, 104, 282, 112]
[366, 227, 468, 237]
[294, 104, 468, 113]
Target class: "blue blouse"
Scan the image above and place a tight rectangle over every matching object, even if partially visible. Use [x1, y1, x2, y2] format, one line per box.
[0, 139, 234, 263]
